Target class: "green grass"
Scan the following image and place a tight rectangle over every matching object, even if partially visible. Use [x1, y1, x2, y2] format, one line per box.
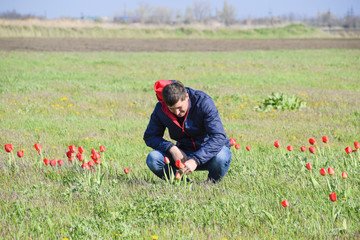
[0, 23, 332, 39]
[0, 49, 360, 239]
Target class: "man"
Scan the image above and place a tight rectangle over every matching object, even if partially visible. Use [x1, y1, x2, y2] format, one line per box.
[143, 80, 231, 183]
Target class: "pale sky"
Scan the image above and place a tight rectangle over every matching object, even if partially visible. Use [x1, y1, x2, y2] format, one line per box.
[1, 0, 359, 19]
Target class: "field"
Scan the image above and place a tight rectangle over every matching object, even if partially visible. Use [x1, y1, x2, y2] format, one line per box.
[1, 22, 360, 239]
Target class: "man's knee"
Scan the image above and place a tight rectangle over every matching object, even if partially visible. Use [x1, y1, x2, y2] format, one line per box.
[210, 147, 231, 168]
[146, 150, 164, 171]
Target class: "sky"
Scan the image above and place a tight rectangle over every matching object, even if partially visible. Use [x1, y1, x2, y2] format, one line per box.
[1, 0, 359, 19]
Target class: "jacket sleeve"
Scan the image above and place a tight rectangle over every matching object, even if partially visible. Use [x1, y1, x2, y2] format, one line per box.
[143, 107, 175, 153]
[188, 97, 228, 165]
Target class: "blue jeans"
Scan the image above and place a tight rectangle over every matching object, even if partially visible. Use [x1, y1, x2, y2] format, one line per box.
[146, 145, 231, 182]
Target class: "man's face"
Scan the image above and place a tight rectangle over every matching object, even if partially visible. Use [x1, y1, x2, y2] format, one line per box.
[168, 94, 189, 118]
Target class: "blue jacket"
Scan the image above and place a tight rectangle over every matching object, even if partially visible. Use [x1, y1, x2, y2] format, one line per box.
[143, 80, 230, 165]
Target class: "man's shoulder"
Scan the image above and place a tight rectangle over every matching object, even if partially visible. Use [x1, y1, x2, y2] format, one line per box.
[187, 87, 211, 100]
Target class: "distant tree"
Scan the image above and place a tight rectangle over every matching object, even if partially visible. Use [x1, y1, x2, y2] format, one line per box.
[150, 6, 172, 24]
[135, 2, 152, 23]
[184, 6, 194, 24]
[0, 10, 42, 19]
[219, 0, 236, 25]
[193, 0, 211, 23]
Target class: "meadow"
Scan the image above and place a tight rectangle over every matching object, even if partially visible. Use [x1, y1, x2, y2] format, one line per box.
[1, 49, 360, 239]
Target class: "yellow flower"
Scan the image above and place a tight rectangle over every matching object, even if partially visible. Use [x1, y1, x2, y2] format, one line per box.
[68, 104, 73, 108]
[52, 146, 56, 149]
[35, 129, 40, 131]
[85, 137, 89, 141]
[151, 235, 158, 239]
[62, 238, 69, 240]
[60, 97, 67, 101]
[115, 233, 122, 237]
[293, 136, 296, 140]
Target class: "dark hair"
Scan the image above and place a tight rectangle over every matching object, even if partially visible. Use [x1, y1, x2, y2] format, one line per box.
[162, 81, 187, 106]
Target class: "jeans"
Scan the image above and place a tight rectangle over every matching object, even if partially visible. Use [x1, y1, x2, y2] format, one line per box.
[146, 145, 231, 182]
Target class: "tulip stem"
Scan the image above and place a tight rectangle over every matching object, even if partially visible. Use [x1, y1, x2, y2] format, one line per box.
[326, 177, 332, 192]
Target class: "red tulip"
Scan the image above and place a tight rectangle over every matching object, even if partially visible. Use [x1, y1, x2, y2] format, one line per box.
[164, 156, 170, 164]
[345, 146, 352, 154]
[66, 150, 74, 158]
[68, 158, 73, 162]
[57, 159, 64, 166]
[355, 142, 360, 149]
[17, 150, 24, 158]
[50, 158, 57, 166]
[91, 148, 96, 155]
[342, 172, 348, 179]
[274, 141, 280, 148]
[230, 138, 236, 146]
[309, 146, 316, 154]
[305, 163, 312, 170]
[81, 162, 89, 170]
[322, 136, 329, 143]
[69, 145, 76, 153]
[246, 145, 251, 151]
[175, 160, 185, 169]
[78, 146, 85, 153]
[34, 143, 42, 151]
[88, 161, 95, 168]
[124, 168, 129, 174]
[175, 172, 181, 180]
[99, 145, 105, 152]
[235, 144, 240, 149]
[319, 168, 327, 176]
[309, 138, 316, 145]
[4, 144, 14, 152]
[94, 159, 101, 164]
[76, 153, 84, 161]
[43, 158, 50, 165]
[300, 146, 306, 152]
[328, 167, 335, 175]
[91, 152, 101, 161]
[281, 200, 289, 207]
[329, 192, 337, 202]
[287, 145, 293, 151]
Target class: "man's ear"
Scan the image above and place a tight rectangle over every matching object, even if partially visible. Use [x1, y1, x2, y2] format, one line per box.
[186, 93, 189, 100]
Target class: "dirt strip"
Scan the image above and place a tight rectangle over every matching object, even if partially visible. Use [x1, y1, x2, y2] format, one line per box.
[0, 38, 359, 52]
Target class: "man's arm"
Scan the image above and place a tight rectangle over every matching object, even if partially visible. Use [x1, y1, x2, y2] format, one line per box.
[143, 108, 175, 153]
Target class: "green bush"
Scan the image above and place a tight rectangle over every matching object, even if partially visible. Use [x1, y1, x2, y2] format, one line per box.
[255, 92, 306, 112]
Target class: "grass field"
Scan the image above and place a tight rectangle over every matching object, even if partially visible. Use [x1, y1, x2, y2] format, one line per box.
[1, 49, 360, 239]
[0, 20, 332, 39]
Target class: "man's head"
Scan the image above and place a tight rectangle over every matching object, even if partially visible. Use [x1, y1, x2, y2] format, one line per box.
[162, 81, 189, 118]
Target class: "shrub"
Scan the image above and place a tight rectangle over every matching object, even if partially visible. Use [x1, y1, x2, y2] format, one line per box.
[255, 92, 306, 112]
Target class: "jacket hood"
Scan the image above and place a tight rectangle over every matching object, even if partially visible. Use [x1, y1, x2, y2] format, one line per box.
[154, 80, 173, 102]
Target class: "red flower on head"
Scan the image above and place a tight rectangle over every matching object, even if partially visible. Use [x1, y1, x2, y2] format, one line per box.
[274, 141, 280, 148]
[235, 144, 240, 149]
[342, 172, 348, 179]
[328, 167, 335, 175]
[68, 145, 76, 153]
[34, 143, 42, 151]
[246, 145, 251, 151]
[76, 153, 84, 162]
[91, 148, 96, 155]
[322, 136, 329, 143]
[124, 168, 129, 174]
[309, 146, 316, 154]
[305, 163, 312, 170]
[78, 146, 85, 153]
[281, 200, 289, 207]
[164, 156, 170, 165]
[4, 144, 14, 152]
[329, 192, 337, 202]
[287, 145, 293, 151]
[99, 145, 105, 152]
[345, 146, 352, 154]
[355, 142, 360, 149]
[43, 158, 50, 165]
[320, 168, 327, 176]
[230, 138, 236, 146]
[300, 146, 306, 152]
[309, 138, 316, 145]
[50, 159, 57, 166]
[17, 150, 24, 158]
[91, 152, 101, 161]
[175, 160, 185, 169]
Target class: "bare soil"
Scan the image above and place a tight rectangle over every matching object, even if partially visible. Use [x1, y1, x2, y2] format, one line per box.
[0, 38, 359, 52]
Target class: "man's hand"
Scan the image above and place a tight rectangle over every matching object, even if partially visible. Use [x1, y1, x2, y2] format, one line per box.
[180, 159, 198, 175]
[169, 146, 184, 162]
